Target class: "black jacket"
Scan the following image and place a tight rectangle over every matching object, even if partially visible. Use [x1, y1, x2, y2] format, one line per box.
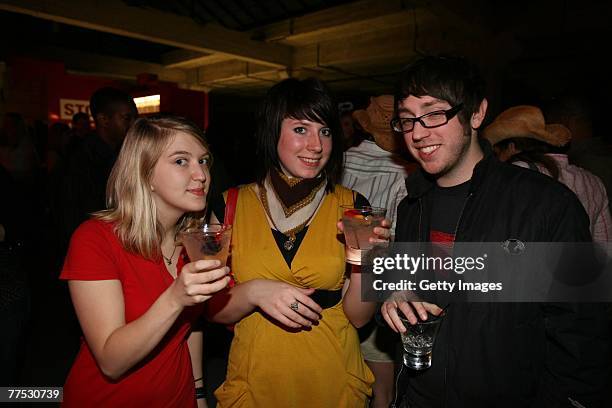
[395, 141, 610, 408]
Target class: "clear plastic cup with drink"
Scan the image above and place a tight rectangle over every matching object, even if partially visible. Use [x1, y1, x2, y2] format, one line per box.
[179, 223, 232, 266]
[341, 205, 386, 265]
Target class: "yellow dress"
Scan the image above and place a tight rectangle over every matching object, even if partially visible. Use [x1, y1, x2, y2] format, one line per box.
[215, 184, 374, 407]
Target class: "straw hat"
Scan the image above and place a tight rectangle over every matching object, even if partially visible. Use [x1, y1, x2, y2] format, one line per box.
[352, 95, 400, 152]
[483, 105, 571, 147]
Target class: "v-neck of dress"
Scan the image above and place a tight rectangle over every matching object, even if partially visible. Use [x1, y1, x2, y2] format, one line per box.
[250, 185, 326, 272]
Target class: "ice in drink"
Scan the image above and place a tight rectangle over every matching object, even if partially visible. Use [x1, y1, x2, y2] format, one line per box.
[401, 332, 435, 356]
[180, 224, 232, 266]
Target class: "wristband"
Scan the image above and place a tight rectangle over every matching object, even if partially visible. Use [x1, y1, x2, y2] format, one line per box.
[195, 386, 205, 400]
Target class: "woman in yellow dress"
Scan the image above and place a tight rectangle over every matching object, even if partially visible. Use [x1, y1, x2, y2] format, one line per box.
[208, 78, 390, 407]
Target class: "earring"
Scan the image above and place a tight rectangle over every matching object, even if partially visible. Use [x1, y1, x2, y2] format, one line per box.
[150, 185, 155, 191]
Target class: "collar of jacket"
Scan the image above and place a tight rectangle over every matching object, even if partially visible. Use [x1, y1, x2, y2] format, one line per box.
[405, 137, 497, 198]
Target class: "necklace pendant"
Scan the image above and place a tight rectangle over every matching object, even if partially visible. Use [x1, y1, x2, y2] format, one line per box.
[283, 237, 295, 251]
[166, 259, 172, 266]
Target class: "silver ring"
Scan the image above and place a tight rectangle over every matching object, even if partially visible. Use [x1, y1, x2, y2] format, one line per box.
[289, 301, 299, 312]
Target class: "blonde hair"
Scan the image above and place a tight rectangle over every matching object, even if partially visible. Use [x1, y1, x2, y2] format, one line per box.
[94, 116, 212, 260]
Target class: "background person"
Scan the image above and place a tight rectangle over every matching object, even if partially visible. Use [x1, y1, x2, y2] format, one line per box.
[341, 94, 417, 408]
[45, 121, 70, 173]
[63, 111, 92, 158]
[0, 112, 40, 183]
[71, 111, 92, 139]
[546, 95, 612, 215]
[484, 105, 611, 243]
[60, 116, 230, 407]
[50, 87, 138, 263]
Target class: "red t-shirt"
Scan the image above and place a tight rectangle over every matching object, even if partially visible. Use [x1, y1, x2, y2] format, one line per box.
[60, 219, 201, 407]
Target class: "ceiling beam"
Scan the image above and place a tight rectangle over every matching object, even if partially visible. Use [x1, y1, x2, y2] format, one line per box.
[252, 0, 422, 45]
[0, 0, 292, 68]
[162, 0, 424, 70]
[194, 60, 285, 85]
[251, 0, 493, 48]
[190, 17, 500, 88]
[292, 8, 504, 70]
[293, 25, 419, 69]
[35, 46, 188, 84]
[161, 49, 234, 69]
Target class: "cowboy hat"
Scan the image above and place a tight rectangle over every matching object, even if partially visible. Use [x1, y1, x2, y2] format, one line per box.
[483, 105, 571, 147]
[352, 95, 401, 152]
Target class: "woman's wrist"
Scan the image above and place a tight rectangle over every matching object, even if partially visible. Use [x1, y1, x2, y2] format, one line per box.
[244, 279, 262, 308]
[162, 284, 185, 315]
[194, 376, 204, 388]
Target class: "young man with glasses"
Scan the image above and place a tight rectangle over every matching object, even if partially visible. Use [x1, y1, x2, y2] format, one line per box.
[382, 55, 610, 407]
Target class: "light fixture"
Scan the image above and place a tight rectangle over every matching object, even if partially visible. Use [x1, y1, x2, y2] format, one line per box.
[134, 94, 160, 114]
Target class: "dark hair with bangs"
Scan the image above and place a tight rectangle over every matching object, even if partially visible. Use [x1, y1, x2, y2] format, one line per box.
[255, 77, 343, 191]
[394, 55, 486, 128]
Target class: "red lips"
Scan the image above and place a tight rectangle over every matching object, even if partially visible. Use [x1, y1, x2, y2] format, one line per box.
[188, 189, 205, 196]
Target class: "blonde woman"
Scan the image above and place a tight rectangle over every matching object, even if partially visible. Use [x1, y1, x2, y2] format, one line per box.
[60, 116, 229, 407]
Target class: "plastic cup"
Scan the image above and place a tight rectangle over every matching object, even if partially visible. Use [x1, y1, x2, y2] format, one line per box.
[179, 223, 232, 266]
[341, 206, 386, 265]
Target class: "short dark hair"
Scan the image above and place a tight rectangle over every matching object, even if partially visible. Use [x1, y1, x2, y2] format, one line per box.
[255, 77, 343, 190]
[394, 55, 486, 127]
[90, 87, 136, 118]
[72, 112, 90, 123]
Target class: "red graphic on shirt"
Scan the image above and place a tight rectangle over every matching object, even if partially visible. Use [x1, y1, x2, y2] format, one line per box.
[430, 230, 455, 279]
[430, 230, 455, 245]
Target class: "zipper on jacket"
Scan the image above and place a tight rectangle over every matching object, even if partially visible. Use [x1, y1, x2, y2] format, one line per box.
[390, 363, 405, 408]
[418, 198, 423, 242]
[452, 192, 473, 240]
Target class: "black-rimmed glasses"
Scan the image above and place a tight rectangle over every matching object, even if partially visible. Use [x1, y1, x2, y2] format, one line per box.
[390, 104, 463, 133]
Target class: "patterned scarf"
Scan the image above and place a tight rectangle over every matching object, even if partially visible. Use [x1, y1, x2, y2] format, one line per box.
[260, 168, 326, 235]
